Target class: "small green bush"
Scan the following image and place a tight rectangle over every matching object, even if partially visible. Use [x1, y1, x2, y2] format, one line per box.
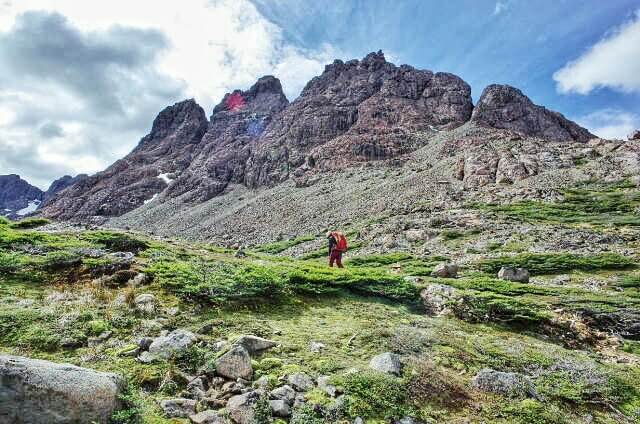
[84, 231, 148, 253]
[336, 371, 409, 420]
[477, 252, 634, 275]
[348, 253, 414, 266]
[17, 325, 60, 351]
[86, 319, 110, 336]
[0, 251, 23, 273]
[9, 217, 51, 229]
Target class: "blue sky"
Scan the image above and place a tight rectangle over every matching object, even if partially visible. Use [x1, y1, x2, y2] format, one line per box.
[0, 0, 639, 188]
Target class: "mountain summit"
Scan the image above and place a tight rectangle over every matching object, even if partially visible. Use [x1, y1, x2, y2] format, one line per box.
[40, 51, 604, 230]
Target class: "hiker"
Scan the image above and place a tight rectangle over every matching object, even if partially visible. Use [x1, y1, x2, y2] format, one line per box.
[327, 231, 347, 268]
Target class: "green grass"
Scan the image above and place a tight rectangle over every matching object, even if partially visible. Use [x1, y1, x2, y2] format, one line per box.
[477, 252, 635, 275]
[254, 235, 316, 254]
[473, 181, 640, 227]
[9, 217, 51, 229]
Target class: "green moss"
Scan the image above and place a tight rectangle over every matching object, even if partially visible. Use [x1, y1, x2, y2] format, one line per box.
[86, 319, 110, 336]
[348, 252, 415, 266]
[82, 231, 149, 253]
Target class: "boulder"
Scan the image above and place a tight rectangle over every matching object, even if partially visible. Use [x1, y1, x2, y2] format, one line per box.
[227, 391, 261, 424]
[159, 398, 197, 418]
[270, 399, 291, 417]
[369, 352, 402, 376]
[189, 410, 227, 424]
[309, 341, 325, 353]
[430, 263, 459, 278]
[497, 266, 530, 283]
[629, 129, 640, 141]
[472, 368, 535, 398]
[134, 293, 156, 313]
[142, 329, 197, 361]
[317, 375, 338, 397]
[287, 372, 315, 391]
[0, 355, 124, 424]
[420, 284, 459, 316]
[234, 335, 277, 355]
[269, 385, 296, 404]
[216, 345, 253, 380]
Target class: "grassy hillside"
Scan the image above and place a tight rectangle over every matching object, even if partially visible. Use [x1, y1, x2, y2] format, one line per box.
[1, 215, 639, 423]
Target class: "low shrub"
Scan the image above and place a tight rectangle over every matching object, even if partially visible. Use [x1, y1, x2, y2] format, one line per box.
[477, 252, 634, 275]
[83, 231, 149, 253]
[0, 251, 23, 273]
[9, 217, 51, 229]
[335, 371, 409, 420]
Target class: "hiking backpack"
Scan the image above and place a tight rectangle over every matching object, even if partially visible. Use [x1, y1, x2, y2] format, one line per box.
[335, 233, 348, 252]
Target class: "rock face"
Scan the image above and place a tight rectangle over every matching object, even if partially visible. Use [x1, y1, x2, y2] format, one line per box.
[472, 368, 535, 398]
[629, 130, 640, 141]
[42, 174, 88, 205]
[471, 84, 594, 142]
[215, 345, 253, 380]
[0, 354, 124, 424]
[497, 266, 530, 283]
[40, 52, 600, 226]
[41, 99, 208, 220]
[369, 352, 402, 375]
[0, 174, 43, 218]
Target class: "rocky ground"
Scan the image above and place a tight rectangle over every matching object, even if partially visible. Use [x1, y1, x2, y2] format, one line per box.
[2, 199, 640, 423]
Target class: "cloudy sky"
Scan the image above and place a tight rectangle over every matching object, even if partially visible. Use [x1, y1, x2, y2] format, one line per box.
[0, 0, 639, 189]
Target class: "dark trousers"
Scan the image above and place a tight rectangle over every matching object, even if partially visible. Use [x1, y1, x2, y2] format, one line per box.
[329, 249, 343, 268]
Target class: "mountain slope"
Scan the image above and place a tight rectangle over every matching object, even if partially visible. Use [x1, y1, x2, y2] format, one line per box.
[41, 51, 602, 232]
[0, 174, 43, 219]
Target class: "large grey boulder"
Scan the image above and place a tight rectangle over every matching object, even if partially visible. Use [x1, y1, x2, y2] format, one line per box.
[269, 384, 296, 404]
[0, 355, 124, 424]
[227, 391, 261, 424]
[216, 345, 253, 380]
[139, 329, 197, 362]
[472, 368, 536, 398]
[420, 284, 459, 316]
[233, 335, 277, 355]
[430, 263, 459, 278]
[270, 399, 291, 417]
[286, 372, 314, 391]
[159, 398, 197, 418]
[369, 352, 402, 376]
[189, 409, 228, 423]
[497, 266, 530, 283]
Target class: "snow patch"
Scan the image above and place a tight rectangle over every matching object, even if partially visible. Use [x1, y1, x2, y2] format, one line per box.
[144, 193, 159, 205]
[16, 200, 41, 216]
[158, 173, 174, 184]
[429, 125, 440, 132]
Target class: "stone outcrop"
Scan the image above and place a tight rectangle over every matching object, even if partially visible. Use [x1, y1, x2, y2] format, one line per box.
[42, 174, 88, 205]
[0, 174, 43, 218]
[0, 354, 124, 423]
[630, 130, 640, 141]
[40, 99, 208, 220]
[471, 84, 594, 142]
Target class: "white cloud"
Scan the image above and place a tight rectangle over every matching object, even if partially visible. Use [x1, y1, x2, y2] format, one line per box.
[554, 10, 640, 94]
[493, 1, 509, 16]
[0, 0, 341, 189]
[577, 109, 640, 140]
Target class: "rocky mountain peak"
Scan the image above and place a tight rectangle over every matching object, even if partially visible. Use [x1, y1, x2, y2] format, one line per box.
[471, 84, 594, 142]
[0, 174, 43, 218]
[630, 130, 640, 141]
[139, 99, 208, 148]
[42, 174, 88, 204]
[212, 76, 289, 118]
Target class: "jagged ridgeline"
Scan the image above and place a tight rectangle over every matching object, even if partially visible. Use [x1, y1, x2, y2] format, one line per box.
[2, 52, 640, 423]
